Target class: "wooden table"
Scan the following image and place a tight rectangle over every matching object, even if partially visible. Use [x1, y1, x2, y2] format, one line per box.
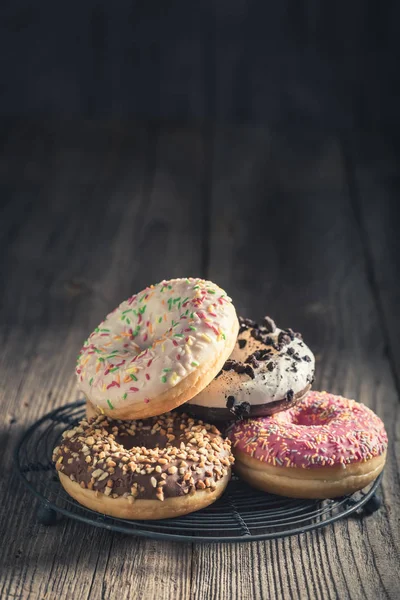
[0, 121, 398, 600]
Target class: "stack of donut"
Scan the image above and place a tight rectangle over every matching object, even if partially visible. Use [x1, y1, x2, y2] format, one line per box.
[53, 277, 387, 520]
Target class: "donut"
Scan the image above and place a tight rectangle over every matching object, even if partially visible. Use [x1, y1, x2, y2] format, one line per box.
[185, 316, 315, 422]
[53, 412, 234, 520]
[228, 391, 387, 499]
[76, 278, 239, 420]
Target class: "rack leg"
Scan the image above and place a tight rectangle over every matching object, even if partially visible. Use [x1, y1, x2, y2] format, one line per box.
[37, 504, 58, 525]
[362, 493, 382, 515]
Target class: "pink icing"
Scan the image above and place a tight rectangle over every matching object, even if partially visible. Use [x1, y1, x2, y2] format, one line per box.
[228, 391, 388, 468]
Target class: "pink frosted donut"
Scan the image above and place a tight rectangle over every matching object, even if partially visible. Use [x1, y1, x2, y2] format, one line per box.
[228, 391, 387, 498]
[76, 278, 239, 420]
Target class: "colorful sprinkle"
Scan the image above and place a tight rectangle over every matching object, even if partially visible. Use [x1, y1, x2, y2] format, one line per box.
[228, 391, 387, 470]
[77, 278, 235, 413]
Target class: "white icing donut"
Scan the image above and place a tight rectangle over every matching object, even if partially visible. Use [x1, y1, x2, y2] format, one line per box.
[186, 316, 315, 420]
[76, 278, 239, 419]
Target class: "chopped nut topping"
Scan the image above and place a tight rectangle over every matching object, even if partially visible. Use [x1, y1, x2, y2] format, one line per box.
[91, 469, 104, 478]
[53, 411, 233, 502]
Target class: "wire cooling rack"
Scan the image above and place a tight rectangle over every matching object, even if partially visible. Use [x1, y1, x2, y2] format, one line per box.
[14, 400, 383, 543]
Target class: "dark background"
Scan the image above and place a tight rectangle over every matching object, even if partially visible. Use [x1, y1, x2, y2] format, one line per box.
[0, 0, 398, 128]
[1, 3, 399, 600]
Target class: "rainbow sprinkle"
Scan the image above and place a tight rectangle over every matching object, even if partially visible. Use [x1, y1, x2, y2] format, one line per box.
[76, 278, 235, 413]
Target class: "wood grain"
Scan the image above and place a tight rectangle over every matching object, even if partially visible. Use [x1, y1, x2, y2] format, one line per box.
[190, 125, 399, 600]
[0, 120, 207, 600]
[342, 132, 400, 393]
[0, 121, 398, 600]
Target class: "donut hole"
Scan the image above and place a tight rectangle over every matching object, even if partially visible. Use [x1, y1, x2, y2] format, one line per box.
[113, 425, 181, 451]
[293, 412, 331, 426]
[114, 433, 143, 449]
[282, 406, 340, 427]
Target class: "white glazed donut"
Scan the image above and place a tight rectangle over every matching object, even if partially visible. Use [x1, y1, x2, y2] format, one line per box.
[76, 278, 239, 419]
[185, 316, 315, 422]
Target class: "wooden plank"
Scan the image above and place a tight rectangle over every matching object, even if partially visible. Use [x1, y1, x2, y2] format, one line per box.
[0, 120, 206, 599]
[1, 120, 399, 599]
[342, 132, 400, 394]
[190, 125, 399, 600]
[82, 123, 207, 600]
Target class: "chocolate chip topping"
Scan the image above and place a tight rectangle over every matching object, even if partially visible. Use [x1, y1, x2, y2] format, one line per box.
[262, 316, 276, 333]
[229, 316, 308, 383]
[226, 396, 236, 410]
[53, 413, 234, 502]
[223, 359, 255, 379]
[245, 355, 260, 369]
[226, 396, 251, 420]
[238, 315, 302, 354]
[238, 316, 258, 334]
[278, 331, 292, 347]
[286, 389, 294, 402]
[250, 329, 276, 347]
[245, 348, 272, 363]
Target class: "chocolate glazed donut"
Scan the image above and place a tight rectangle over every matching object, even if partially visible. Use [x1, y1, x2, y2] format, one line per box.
[53, 412, 234, 520]
[184, 316, 315, 423]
